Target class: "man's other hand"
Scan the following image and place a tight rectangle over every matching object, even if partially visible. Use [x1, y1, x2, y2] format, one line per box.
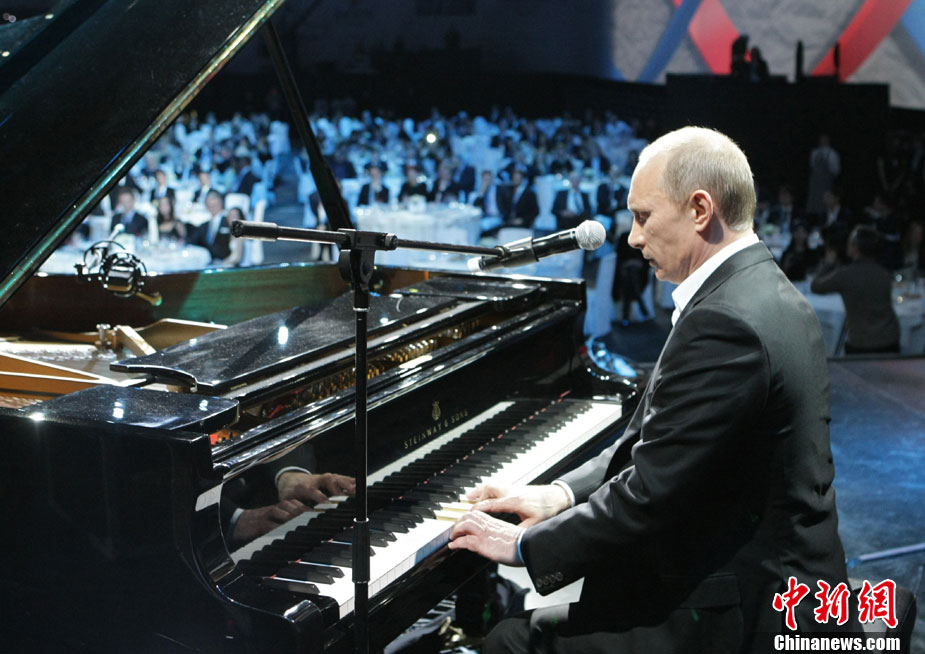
[467, 483, 570, 526]
[448, 510, 524, 565]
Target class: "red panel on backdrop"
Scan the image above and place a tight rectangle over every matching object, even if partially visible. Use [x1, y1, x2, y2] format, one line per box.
[672, 0, 740, 74]
[812, 0, 914, 79]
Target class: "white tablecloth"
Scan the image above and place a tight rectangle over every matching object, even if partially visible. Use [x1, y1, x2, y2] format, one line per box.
[40, 242, 212, 275]
[353, 203, 482, 270]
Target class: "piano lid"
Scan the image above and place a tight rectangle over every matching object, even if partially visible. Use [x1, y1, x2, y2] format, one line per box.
[0, 0, 286, 309]
[111, 292, 458, 393]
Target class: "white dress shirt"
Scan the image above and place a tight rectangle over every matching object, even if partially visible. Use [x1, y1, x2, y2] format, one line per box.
[671, 233, 759, 325]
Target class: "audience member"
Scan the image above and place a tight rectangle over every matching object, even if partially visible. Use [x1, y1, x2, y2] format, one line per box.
[193, 170, 216, 203]
[612, 231, 651, 326]
[357, 162, 389, 206]
[596, 166, 628, 219]
[150, 169, 176, 203]
[110, 186, 149, 238]
[552, 172, 592, 231]
[188, 190, 234, 263]
[498, 167, 539, 228]
[471, 170, 501, 218]
[230, 147, 260, 195]
[779, 221, 820, 281]
[811, 225, 900, 354]
[155, 196, 186, 242]
[806, 134, 840, 216]
[766, 184, 802, 232]
[427, 161, 462, 204]
[399, 163, 428, 202]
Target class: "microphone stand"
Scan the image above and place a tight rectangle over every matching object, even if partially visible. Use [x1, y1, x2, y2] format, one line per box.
[232, 221, 502, 654]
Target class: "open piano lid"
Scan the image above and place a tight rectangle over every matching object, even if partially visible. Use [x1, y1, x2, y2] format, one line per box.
[0, 0, 286, 309]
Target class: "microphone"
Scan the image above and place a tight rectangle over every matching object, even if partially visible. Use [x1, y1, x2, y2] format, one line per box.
[468, 220, 607, 272]
[108, 223, 125, 241]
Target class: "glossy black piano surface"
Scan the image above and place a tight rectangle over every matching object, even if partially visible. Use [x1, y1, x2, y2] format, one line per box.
[0, 3, 640, 653]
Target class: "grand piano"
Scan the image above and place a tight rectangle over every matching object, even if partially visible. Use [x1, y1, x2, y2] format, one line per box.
[0, 2, 640, 652]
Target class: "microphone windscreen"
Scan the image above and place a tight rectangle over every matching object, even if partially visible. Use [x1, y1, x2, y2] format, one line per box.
[576, 220, 607, 250]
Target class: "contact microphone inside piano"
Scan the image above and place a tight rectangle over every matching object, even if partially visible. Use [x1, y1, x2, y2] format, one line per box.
[468, 220, 607, 272]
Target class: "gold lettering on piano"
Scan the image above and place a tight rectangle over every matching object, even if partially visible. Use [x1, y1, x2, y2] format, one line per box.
[403, 407, 469, 450]
[432, 401, 441, 421]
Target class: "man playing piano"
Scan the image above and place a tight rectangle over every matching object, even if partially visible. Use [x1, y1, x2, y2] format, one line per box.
[449, 127, 858, 652]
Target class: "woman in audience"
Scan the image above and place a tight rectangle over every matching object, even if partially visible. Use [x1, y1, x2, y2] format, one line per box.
[779, 221, 820, 281]
[155, 196, 187, 242]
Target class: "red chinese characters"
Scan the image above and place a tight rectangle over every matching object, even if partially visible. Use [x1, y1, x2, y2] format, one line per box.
[813, 581, 851, 625]
[857, 579, 897, 628]
[773, 576, 811, 630]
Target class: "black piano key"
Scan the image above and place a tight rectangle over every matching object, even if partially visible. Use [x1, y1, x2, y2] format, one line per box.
[276, 564, 338, 585]
[262, 577, 320, 596]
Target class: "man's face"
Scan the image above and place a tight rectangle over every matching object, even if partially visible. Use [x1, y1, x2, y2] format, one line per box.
[627, 157, 696, 284]
[118, 191, 135, 212]
[205, 193, 222, 215]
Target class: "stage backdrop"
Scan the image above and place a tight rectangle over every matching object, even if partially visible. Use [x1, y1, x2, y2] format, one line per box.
[258, 0, 925, 110]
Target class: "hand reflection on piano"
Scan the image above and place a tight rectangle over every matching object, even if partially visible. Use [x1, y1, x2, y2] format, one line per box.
[234, 499, 310, 543]
[278, 471, 356, 506]
[448, 483, 571, 565]
[231, 471, 356, 543]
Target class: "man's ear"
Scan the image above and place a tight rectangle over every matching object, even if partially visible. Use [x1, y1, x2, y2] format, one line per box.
[689, 189, 715, 233]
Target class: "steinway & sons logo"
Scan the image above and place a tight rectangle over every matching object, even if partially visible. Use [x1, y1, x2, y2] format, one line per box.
[403, 401, 469, 450]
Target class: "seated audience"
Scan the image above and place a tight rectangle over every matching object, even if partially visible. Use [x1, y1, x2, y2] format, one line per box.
[552, 172, 592, 231]
[357, 162, 389, 206]
[110, 186, 149, 238]
[766, 184, 803, 231]
[155, 196, 187, 242]
[188, 190, 236, 264]
[811, 225, 900, 354]
[150, 169, 176, 203]
[230, 147, 260, 196]
[193, 170, 216, 203]
[613, 231, 651, 326]
[779, 221, 820, 281]
[427, 161, 462, 204]
[471, 170, 501, 218]
[498, 167, 539, 228]
[399, 163, 428, 202]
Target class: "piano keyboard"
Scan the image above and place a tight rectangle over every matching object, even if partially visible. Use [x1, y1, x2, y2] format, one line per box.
[234, 397, 622, 619]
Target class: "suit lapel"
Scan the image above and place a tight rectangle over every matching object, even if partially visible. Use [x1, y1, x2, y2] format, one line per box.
[677, 242, 772, 323]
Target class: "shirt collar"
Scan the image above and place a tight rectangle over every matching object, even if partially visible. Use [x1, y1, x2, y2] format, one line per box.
[670, 233, 759, 325]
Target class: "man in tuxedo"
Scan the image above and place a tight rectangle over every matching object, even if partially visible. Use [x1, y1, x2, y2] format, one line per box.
[110, 186, 149, 237]
[230, 148, 260, 196]
[450, 127, 856, 652]
[766, 184, 803, 231]
[498, 167, 539, 228]
[187, 190, 232, 262]
[552, 172, 592, 231]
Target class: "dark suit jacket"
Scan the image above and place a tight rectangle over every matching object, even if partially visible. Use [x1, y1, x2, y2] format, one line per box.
[357, 183, 389, 206]
[498, 184, 539, 227]
[110, 211, 149, 237]
[188, 213, 232, 261]
[552, 188, 591, 231]
[522, 244, 856, 651]
[233, 169, 261, 196]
